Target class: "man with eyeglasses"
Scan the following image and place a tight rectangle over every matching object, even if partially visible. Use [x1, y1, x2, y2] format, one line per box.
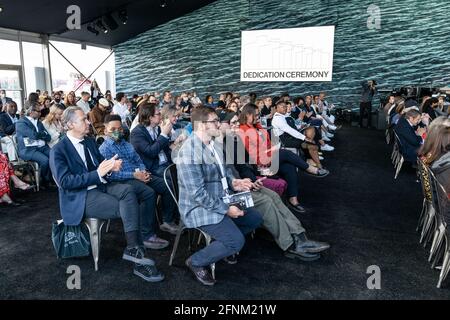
[174, 107, 263, 286]
[15, 103, 52, 186]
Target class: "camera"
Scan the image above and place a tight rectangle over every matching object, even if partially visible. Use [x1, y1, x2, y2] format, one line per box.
[222, 191, 254, 210]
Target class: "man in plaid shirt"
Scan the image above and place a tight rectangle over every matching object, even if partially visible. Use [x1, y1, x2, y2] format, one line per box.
[174, 107, 262, 286]
[99, 114, 178, 250]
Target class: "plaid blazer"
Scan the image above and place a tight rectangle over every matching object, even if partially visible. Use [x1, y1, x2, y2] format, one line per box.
[175, 134, 235, 228]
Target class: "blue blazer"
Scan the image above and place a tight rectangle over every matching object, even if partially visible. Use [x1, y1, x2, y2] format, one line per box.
[394, 117, 422, 162]
[0, 112, 19, 137]
[130, 124, 172, 175]
[15, 117, 51, 160]
[49, 136, 104, 226]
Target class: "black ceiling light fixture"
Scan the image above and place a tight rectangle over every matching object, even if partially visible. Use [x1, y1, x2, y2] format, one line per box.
[87, 23, 99, 35]
[160, 0, 167, 8]
[118, 8, 128, 25]
[96, 20, 108, 33]
[102, 13, 118, 31]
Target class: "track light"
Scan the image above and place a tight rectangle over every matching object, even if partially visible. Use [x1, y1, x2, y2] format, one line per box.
[96, 20, 108, 33]
[118, 9, 128, 25]
[103, 14, 118, 31]
[87, 24, 99, 35]
[160, 0, 167, 8]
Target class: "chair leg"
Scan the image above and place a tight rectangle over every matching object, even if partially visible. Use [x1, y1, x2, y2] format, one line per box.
[169, 226, 185, 266]
[437, 247, 450, 288]
[84, 218, 105, 271]
[431, 232, 446, 269]
[429, 224, 444, 262]
[394, 157, 404, 179]
[420, 206, 435, 244]
[416, 199, 427, 232]
[105, 219, 111, 233]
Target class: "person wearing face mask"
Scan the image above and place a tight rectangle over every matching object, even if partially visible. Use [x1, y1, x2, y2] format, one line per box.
[0, 90, 12, 111]
[99, 114, 171, 250]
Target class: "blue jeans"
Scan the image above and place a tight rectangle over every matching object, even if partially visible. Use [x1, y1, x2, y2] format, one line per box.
[191, 208, 263, 267]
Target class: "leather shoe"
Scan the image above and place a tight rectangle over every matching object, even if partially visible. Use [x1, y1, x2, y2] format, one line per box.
[185, 257, 216, 286]
[285, 247, 321, 261]
[287, 202, 306, 214]
[294, 234, 330, 254]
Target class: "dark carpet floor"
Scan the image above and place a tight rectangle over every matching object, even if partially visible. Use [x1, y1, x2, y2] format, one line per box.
[0, 125, 448, 300]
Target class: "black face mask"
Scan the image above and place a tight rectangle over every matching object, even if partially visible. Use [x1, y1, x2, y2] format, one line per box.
[55, 98, 61, 103]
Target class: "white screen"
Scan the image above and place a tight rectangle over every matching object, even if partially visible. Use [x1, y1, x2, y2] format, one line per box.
[240, 26, 335, 82]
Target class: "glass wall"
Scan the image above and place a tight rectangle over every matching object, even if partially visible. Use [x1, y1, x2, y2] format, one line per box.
[49, 41, 115, 96]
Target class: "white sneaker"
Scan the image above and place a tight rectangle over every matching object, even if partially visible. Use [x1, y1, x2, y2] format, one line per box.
[322, 135, 331, 142]
[326, 132, 334, 138]
[160, 222, 179, 235]
[328, 124, 337, 131]
[319, 156, 324, 160]
[321, 144, 334, 152]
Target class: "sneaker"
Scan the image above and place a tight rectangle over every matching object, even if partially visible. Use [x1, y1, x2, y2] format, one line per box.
[322, 135, 331, 142]
[143, 235, 170, 250]
[185, 257, 216, 286]
[160, 222, 179, 235]
[133, 263, 165, 282]
[320, 144, 334, 152]
[319, 156, 324, 161]
[294, 234, 330, 254]
[305, 168, 329, 178]
[328, 124, 337, 131]
[223, 254, 238, 265]
[123, 246, 155, 265]
[325, 132, 334, 138]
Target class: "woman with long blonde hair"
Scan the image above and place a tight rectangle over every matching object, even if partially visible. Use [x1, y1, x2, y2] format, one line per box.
[64, 91, 77, 108]
[43, 104, 65, 147]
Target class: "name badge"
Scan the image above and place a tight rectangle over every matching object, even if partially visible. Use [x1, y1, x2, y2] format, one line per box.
[221, 177, 229, 191]
[158, 151, 168, 164]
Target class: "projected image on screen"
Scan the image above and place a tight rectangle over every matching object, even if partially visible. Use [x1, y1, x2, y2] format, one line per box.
[241, 26, 335, 82]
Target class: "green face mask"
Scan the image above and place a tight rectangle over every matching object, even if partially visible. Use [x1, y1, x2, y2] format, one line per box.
[110, 130, 124, 141]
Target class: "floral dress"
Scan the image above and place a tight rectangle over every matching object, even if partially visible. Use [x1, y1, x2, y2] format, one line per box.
[0, 151, 14, 197]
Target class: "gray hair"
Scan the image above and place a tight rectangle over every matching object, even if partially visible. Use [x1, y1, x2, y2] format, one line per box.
[62, 106, 84, 131]
[405, 109, 420, 119]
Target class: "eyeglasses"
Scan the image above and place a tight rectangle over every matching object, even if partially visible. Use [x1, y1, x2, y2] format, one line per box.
[230, 120, 239, 125]
[203, 119, 219, 124]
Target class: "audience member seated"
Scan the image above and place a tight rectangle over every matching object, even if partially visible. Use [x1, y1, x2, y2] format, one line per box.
[237, 104, 329, 213]
[419, 116, 450, 193]
[130, 103, 172, 178]
[49, 106, 164, 282]
[88, 98, 110, 137]
[271, 101, 324, 168]
[394, 109, 426, 163]
[422, 97, 439, 121]
[43, 105, 65, 148]
[113, 92, 131, 124]
[15, 103, 52, 186]
[99, 114, 178, 240]
[0, 151, 33, 206]
[0, 89, 12, 110]
[174, 107, 263, 286]
[217, 119, 330, 261]
[76, 91, 92, 115]
[63, 91, 77, 108]
[0, 101, 19, 161]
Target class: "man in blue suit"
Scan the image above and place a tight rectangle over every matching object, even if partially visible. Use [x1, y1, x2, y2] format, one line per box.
[394, 109, 426, 163]
[130, 103, 172, 178]
[15, 103, 52, 184]
[49, 106, 164, 282]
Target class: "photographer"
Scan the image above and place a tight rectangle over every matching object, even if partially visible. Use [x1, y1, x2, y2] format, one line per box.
[360, 79, 377, 128]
